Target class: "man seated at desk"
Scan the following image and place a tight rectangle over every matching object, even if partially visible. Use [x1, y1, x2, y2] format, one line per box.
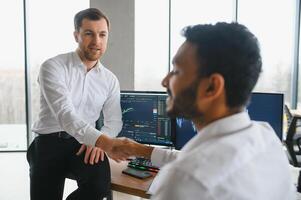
[107, 22, 295, 200]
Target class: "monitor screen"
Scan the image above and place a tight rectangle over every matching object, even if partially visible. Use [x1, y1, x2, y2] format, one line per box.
[174, 118, 197, 150]
[118, 91, 173, 146]
[247, 92, 283, 140]
[174, 92, 284, 150]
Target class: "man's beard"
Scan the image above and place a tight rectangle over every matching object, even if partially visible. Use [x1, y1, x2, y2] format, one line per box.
[167, 80, 203, 120]
[84, 49, 102, 61]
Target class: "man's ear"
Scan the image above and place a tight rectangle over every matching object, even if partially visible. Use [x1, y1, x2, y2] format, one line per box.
[73, 31, 79, 43]
[195, 74, 224, 107]
[205, 73, 224, 98]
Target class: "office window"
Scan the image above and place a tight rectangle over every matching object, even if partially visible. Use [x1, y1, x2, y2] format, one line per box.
[298, 14, 301, 108]
[0, 1, 26, 151]
[170, 0, 234, 60]
[135, 0, 169, 91]
[238, 0, 295, 104]
[28, 0, 89, 128]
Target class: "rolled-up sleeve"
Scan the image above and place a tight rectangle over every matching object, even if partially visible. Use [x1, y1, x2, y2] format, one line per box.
[151, 148, 180, 168]
[100, 74, 123, 137]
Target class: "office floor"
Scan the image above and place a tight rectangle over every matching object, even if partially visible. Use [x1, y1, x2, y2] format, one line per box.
[0, 152, 146, 200]
[0, 152, 299, 200]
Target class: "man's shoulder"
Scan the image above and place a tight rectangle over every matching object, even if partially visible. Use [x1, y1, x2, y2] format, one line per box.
[173, 122, 287, 184]
[42, 52, 73, 67]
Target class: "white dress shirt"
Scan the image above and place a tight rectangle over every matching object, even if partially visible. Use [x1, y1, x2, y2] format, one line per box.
[32, 51, 122, 146]
[149, 112, 295, 200]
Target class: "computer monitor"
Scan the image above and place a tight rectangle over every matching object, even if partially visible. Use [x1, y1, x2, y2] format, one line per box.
[174, 118, 197, 150]
[118, 91, 173, 146]
[247, 92, 284, 140]
[174, 92, 284, 150]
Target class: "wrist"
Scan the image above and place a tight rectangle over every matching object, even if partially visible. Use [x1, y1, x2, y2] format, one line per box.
[135, 143, 154, 159]
[95, 134, 112, 151]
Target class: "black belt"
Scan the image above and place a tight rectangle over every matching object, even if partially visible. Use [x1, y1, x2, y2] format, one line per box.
[37, 131, 73, 139]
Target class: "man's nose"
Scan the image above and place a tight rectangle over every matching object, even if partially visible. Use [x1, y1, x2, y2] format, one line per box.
[92, 35, 101, 44]
[161, 73, 170, 88]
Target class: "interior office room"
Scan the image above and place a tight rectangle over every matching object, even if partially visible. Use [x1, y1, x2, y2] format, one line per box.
[1, 0, 301, 199]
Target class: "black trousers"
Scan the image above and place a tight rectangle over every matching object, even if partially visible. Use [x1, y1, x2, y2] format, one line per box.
[26, 135, 111, 200]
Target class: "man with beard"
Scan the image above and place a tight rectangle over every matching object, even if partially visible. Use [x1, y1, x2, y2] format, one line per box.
[111, 22, 295, 199]
[27, 8, 127, 200]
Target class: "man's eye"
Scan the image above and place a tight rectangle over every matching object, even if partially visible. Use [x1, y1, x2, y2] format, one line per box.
[99, 33, 107, 38]
[85, 32, 92, 36]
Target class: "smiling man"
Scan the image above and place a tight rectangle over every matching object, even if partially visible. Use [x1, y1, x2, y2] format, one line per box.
[113, 22, 295, 199]
[27, 8, 124, 200]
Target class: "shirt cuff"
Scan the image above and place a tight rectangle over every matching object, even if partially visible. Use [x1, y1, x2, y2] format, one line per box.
[83, 126, 102, 147]
[100, 126, 117, 138]
[151, 147, 167, 168]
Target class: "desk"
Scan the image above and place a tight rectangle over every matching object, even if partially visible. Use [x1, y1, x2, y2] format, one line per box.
[109, 160, 156, 199]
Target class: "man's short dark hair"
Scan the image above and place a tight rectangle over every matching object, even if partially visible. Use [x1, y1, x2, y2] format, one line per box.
[182, 22, 262, 108]
[74, 8, 110, 31]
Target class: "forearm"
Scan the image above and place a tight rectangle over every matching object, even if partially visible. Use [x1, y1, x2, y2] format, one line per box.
[95, 134, 113, 152]
[95, 134, 154, 160]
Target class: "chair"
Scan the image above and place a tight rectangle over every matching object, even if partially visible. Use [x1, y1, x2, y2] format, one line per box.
[284, 105, 301, 167]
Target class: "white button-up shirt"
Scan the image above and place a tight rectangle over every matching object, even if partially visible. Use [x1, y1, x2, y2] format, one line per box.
[150, 112, 295, 200]
[32, 51, 122, 146]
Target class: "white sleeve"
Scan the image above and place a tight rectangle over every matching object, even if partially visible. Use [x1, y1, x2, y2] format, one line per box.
[39, 59, 101, 146]
[149, 168, 212, 200]
[100, 75, 123, 137]
[151, 148, 180, 167]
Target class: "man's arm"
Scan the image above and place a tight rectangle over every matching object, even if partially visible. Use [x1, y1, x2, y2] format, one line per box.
[99, 73, 122, 137]
[39, 59, 102, 146]
[96, 136, 179, 166]
[149, 169, 209, 200]
[95, 135, 154, 161]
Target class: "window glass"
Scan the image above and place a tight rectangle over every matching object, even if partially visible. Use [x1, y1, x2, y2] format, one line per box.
[28, 0, 89, 126]
[238, 0, 295, 104]
[135, 0, 169, 91]
[298, 14, 301, 108]
[0, 0, 26, 151]
[171, 0, 234, 60]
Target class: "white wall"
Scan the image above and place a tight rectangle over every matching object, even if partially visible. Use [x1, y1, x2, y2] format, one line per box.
[90, 0, 135, 90]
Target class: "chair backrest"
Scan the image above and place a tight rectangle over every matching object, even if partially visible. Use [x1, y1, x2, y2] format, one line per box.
[284, 104, 293, 126]
[284, 105, 301, 167]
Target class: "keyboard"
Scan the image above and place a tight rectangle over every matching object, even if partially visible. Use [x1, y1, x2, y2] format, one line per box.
[128, 157, 160, 173]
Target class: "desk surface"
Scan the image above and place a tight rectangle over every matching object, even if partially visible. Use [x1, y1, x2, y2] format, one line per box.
[110, 160, 156, 199]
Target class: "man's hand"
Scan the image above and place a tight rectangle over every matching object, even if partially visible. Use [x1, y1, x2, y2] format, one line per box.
[95, 134, 154, 162]
[76, 144, 105, 165]
[108, 137, 138, 162]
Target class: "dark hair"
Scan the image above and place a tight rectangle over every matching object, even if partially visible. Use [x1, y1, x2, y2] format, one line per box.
[182, 22, 262, 108]
[74, 8, 110, 31]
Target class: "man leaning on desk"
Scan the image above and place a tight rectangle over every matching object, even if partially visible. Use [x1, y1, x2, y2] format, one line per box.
[108, 22, 296, 200]
[27, 8, 129, 200]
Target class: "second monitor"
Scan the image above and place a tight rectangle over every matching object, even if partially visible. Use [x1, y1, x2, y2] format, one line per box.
[174, 92, 284, 150]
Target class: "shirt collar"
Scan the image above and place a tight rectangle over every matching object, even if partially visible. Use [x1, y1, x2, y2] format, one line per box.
[197, 111, 252, 141]
[72, 51, 102, 72]
[94, 61, 102, 72]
